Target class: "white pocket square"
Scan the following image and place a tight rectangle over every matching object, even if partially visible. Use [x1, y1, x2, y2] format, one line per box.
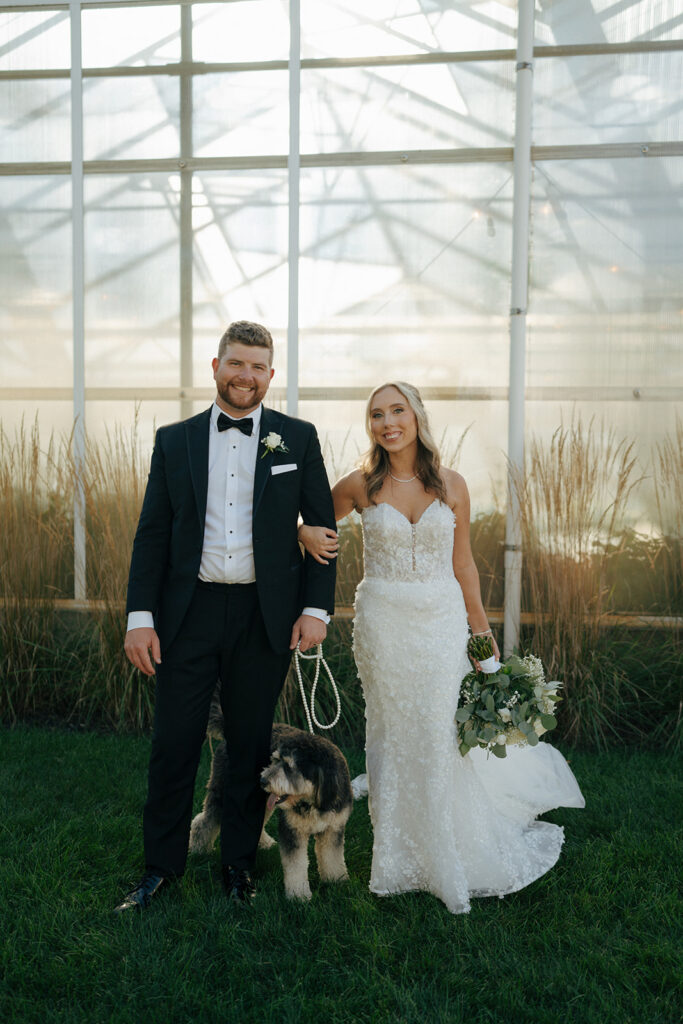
[271, 463, 298, 475]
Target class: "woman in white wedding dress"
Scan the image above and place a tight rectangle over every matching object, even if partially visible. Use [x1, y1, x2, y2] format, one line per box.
[300, 382, 584, 914]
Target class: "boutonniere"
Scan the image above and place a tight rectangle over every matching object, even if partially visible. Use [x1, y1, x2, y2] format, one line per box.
[260, 431, 289, 458]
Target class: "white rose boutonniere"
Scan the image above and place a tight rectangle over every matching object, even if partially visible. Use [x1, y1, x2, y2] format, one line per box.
[260, 431, 289, 458]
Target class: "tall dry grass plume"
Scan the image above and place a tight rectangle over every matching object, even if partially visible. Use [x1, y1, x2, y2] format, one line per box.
[0, 420, 72, 720]
[79, 414, 153, 727]
[653, 417, 682, 618]
[514, 419, 643, 746]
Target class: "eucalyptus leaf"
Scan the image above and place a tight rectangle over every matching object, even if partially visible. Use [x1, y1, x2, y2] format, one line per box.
[491, 744, 507, 758]
[526, 731, 539, 746]
[455, 707, 472, 723]
[540, 713, 557, 730]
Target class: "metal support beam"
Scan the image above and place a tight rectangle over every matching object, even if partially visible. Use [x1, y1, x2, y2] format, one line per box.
[504, 0, 534, 657]
[287, 0, 300, 415]
[179, 2, 193, 419]
[69, 0, 86, 602]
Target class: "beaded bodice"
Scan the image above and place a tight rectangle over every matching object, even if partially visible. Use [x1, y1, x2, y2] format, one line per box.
[360, 500, 456, 583]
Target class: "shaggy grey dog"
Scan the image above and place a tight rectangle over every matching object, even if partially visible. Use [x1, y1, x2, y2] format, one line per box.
[189, 692, 353, 900]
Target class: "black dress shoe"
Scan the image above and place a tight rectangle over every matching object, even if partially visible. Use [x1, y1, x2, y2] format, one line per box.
[114, 872, 170, 913]
[222, 865, 256, 904]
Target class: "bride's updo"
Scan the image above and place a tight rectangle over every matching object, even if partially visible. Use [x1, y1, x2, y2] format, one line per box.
[361, 381, 447, 504]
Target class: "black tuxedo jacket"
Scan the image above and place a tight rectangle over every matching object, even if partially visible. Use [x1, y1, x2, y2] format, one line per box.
[126, 405, 336, 654]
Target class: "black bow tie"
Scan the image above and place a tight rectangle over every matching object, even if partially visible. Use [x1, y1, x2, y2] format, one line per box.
[216, 413, 253, 437]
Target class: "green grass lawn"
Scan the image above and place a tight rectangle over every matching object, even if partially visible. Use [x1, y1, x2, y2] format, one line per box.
[0, 726, 680, 1024]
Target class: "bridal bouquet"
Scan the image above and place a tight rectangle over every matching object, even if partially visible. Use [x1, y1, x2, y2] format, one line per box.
[455, 647, 562, 759]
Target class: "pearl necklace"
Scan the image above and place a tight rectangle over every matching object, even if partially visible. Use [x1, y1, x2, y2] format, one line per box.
[389, 472, 417, 483]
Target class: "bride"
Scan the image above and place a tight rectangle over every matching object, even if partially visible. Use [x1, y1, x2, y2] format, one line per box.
[299, 381, 584, 915]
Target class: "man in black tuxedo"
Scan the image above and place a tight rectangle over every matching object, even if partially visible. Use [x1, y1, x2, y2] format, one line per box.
[115, 321, 336, 911]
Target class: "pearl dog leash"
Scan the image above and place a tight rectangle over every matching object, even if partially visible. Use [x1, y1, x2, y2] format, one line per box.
[294, 642, 341, 733]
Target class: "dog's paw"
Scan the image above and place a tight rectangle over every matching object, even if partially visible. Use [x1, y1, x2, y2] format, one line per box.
[258, 830, 277, 850]
[285, 882, 312, 901]
[319, 868, 349, 883]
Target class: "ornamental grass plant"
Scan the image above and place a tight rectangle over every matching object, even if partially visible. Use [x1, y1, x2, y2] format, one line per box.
[0, 415, 680, 749]
[513, 419, 681, 751]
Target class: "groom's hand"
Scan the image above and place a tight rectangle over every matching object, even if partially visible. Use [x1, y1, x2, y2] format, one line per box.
[124, 627, 162, 676]
[290, 614, 327, 653]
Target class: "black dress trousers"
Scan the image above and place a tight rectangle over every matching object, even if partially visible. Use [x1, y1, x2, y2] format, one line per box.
[143, 580, 292, 877]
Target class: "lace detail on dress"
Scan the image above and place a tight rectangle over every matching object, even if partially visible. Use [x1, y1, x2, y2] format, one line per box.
[352, 496, 584, 915]
[362, 501, 455, 582]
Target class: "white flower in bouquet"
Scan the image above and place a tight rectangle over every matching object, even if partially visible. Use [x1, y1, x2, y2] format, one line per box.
[499, 708, 511, 722]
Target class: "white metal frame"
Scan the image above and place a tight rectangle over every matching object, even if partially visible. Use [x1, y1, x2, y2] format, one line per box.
[69, 0, 86, 600]
[2, 0, 682, 631]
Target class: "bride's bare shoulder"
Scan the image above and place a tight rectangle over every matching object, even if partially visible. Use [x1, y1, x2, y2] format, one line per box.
[332, 468, 367, 514]
[441, 467, 469, 508]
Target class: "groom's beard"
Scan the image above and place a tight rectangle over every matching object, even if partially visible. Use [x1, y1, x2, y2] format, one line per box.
[216, 378, 268, 414]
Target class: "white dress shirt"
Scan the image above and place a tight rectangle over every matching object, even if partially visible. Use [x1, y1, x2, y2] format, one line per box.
[127, 402, 329, 631]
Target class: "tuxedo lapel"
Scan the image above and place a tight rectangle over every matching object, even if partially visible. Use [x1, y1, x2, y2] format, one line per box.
[185, 407, 211, 522]
[252, 406, 281, 515]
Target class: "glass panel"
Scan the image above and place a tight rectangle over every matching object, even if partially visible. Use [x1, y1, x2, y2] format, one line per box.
[192, 0, 289, 63]
[1, 176, 72, 388]
[192, 170, 289, 380]
[301, 62, 515, 153]
[528, 156, 683, 526]
[301, 0, 517, 58]
[0, 79, 71, 161]
[0, 9, 70, 71]
[298, 164, 513, 388]
[82, 76, 180, 160]
[84, 175, 180, 387]
[193, 72, 289, 157]
[81, 4, 180, 68]
[0, 399, 78, 443]
[534, 52, 683, 147]
[535, 0, 682, 46]
[84, 400, 183, 446]
[529, 157, 683, 385]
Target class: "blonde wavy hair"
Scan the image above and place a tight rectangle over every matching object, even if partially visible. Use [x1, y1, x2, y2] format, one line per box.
[361, 381, 447, 504]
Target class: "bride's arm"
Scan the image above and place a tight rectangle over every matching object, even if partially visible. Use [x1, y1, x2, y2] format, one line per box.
[298, 470, 364, 564]
[447, 471, 501, 660]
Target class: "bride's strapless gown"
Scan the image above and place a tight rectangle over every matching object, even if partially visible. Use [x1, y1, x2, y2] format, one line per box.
[352, 500, 585, 915]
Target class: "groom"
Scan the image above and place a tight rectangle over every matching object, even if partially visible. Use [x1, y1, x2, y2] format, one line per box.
[115, 321, 336, 911]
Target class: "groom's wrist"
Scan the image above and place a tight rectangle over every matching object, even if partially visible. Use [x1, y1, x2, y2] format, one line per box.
[302, 606, 330, 625]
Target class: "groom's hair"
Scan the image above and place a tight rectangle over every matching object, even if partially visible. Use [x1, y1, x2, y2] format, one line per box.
[218, 321, 274, 363]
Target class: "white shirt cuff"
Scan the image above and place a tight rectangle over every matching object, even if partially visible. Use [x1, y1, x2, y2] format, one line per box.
[127, 611, 155, 631]
[302, 606, 330, 625]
